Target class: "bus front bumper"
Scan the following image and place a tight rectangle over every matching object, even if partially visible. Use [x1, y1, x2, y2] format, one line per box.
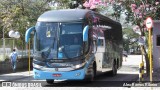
[33, 68, 85, 80]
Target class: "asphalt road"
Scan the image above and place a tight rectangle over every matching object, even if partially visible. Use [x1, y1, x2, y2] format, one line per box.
[11, 70, 138, 87]
[0, 55, 141, 87]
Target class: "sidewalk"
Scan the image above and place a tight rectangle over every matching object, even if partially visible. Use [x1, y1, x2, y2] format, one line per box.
[0, 71, 33, 82]
[143, 68, 160, 81]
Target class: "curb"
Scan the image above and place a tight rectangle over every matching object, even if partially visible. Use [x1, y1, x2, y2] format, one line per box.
[0, 76, 32, 83]
[0, 71, 33, 83]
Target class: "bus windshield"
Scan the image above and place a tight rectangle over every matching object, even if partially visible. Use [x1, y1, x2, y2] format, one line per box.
[35, 22, 83, 59]
[35, 22, 58, 59]
[59, 23, 83, 59]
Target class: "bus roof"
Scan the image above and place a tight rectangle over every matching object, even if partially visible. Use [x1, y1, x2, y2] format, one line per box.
[37, 9, 120, 25]
[37, 9, 122, 40]
[38, 9, 90, 22]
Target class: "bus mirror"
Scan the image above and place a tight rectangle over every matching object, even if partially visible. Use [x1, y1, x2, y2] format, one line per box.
[83, 25, 89, 41]
[25, 26, 35, 43]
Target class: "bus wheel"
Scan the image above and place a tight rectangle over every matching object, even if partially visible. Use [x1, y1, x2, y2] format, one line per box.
[91, 64, 96, 81]
[110, 61, 117, 76]
[85, 63, 96, 82]
[46, 79, 54, 84]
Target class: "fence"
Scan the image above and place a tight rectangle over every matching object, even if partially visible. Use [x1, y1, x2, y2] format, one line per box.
[0, 38, 32, 61]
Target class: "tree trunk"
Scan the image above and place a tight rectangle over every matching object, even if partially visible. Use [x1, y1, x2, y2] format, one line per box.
[141, 45, 150, 76]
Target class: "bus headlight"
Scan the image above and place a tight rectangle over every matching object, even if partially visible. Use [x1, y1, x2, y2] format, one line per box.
[33, 63, 43, 69]
[72, 62, 85, 69]
[76, 64, 81, 68]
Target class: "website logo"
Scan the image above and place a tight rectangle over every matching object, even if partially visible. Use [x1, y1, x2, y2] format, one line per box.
[2, 82, 12, 87]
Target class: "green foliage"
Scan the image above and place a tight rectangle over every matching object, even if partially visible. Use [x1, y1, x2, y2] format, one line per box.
[0, 0, 52, 49]
[50, 0, 71, 9]
[123, 28, 139, 39]
[123, 28, 139, 52]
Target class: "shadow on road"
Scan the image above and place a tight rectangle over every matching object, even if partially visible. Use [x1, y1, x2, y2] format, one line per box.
[45, 72, 139, 87]
[0, 75, 29, 82]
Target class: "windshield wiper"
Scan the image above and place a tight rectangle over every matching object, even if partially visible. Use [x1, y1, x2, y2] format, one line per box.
[41, 47, 51, 59]
[41, 37, 56, 59]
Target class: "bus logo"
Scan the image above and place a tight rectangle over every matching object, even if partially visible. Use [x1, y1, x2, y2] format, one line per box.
[55, 68, 58, 71]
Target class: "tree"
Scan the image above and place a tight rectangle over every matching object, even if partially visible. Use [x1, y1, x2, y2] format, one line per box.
[49, 0, 85, 9]
[83, 0, 124, 20]
[122, 0, 160, 76]
[123, 28, 139, 53]
[0, 0, 52, 49]
[49, 0, 71, 9]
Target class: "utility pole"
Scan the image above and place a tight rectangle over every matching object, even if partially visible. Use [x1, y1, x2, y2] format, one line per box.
[2, 26, 6, 61]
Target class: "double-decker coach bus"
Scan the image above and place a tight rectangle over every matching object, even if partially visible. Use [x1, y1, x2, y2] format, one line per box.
[25, 9, 123, 84]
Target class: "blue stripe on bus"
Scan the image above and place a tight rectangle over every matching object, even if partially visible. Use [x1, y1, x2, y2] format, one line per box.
[33, 68, 85, 80]
[33, 54, 95, 80]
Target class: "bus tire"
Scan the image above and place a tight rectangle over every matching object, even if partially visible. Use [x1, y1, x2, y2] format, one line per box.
[46, 79, 54, 84]
[110, 60, 117, 76]
[90, 62, 96, 81]
[85, 62, 96, 82]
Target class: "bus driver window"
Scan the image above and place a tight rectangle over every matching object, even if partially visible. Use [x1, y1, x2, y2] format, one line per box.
[73, 36, 78, 44]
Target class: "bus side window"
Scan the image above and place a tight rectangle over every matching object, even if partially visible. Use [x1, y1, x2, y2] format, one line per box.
[92, 40, 97, 53]
[98, 39, 104, 46]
